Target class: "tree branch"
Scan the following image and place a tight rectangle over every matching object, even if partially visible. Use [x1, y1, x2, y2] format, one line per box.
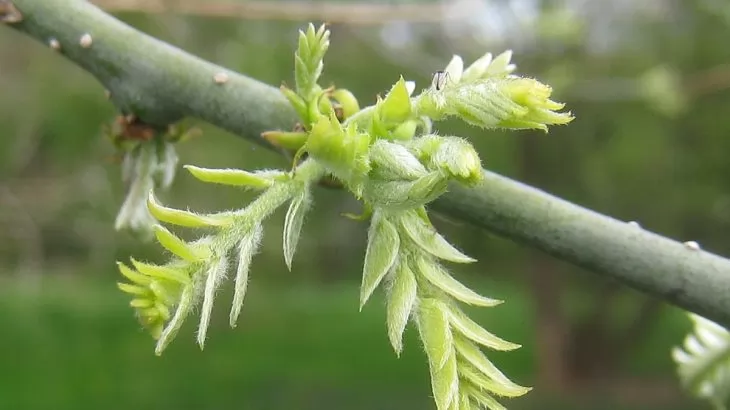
[6, 0, 730, 326]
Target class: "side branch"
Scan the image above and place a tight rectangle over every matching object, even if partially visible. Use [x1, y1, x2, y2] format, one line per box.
[6, 0, 730, 326]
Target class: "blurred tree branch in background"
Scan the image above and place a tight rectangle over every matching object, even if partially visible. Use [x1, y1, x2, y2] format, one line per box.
[92, 0, 458, 24]
[6, 0, 730, 333]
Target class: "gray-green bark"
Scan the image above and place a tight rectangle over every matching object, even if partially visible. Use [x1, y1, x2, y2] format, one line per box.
[6, 0, 730, 326]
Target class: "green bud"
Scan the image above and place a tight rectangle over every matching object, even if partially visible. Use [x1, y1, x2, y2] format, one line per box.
[364, 171, 448, 210]
[295, 23, 330, 98]
[331, 88, 360, 119]
[390, 120, 418, 141]
[369, 140, 428, 181]
[261, 130, 309, 151]
[305, 114, 370, 191]
[414, 77, 573, 131]
[427, 136, 483, 185]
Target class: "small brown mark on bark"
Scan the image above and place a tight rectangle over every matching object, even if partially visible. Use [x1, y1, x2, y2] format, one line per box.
[115, 115, 156, 142]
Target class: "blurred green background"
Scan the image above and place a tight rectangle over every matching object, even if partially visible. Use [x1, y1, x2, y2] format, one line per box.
[2, 0, 730, 409]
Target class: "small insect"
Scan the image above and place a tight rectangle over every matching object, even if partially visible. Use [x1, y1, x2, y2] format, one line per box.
[431, 70, 451, 91]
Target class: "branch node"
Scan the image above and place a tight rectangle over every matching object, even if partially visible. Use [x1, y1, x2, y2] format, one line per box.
[0, 0, 22, 23]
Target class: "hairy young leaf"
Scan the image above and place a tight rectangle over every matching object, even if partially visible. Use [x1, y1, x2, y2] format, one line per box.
[365, 172, 448, 210]
[379, 76, 413, 124]
[446, 304, 520, 351]
[416, 256, 502, 307]
[386, 258, 418, 355]
[360, 211, 400, 308]
[155, 285, 195, 356]
[417, 298, 453, 369]
[453, 334, 527, 392]
[230, 224, 263, 327]
[148, 192, 233, 228]
[198, 256, 228, 349]
[369, 139, 428, 181]
[284, 188, 312, 270]
[398, 210, 475, 263]
[117, 261, 152, 286]
[185, 165, 274, 189]
[443, 55, 464, 84]
[466, 385, 507, 410]
[130, 258, 191, 285]
[673, 313, 730, 409]
[418, 298, 459, 409]
[459, 362, 531, 398]
[153, 224, 201, 262]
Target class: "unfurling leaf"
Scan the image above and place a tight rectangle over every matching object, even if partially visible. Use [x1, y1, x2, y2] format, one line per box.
[418, 298, 458, 409]
[443, 55, 464, 84]
[185, 165, 274, 189]
[446, 303, 520, 351]
[156, 285, 195, 355]
[453, 334, 528, 392]
[147, 192, 233, 228]
[360, 211, 400, 308]
[262, 130, 309, 151]
[331, 88, 360, 119]
[466, 386, 506, 410]
[461, 50, 515, 83]
[230, 224, 263, 327]
[379, 76, 413, 123]
[459, 362, 531, 398]
[386, 258, 418, 355]
[398, 210, 475, 263]
[130, 258, 191, 285]
[428, 136, 483, 185]
[284, 188, 312, 270]
[673, 313, 730, 409]
[364, 172, 448, 210]
[415, 256, 502, 307]
[417, 298, 453, 369]
[198, 256, 229, 349]
[369, 139, 428, 181]
[153, 224, 202, 262]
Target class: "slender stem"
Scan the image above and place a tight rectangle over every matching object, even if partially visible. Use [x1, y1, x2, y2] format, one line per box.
[6, 0, 730, 326]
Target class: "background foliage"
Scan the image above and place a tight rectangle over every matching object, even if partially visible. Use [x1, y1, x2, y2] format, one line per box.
[2, 0, 730, 408]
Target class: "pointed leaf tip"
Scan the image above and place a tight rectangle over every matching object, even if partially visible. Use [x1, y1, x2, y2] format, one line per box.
[398, 211, 476, 264]
[386, 259, 418, 355]
[184, 165, 273, 189]
[283, 189, 311, 271]
[147, 191, 232, 228]
[230, 224, 263, 328]
[360, 212, 400, 308]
